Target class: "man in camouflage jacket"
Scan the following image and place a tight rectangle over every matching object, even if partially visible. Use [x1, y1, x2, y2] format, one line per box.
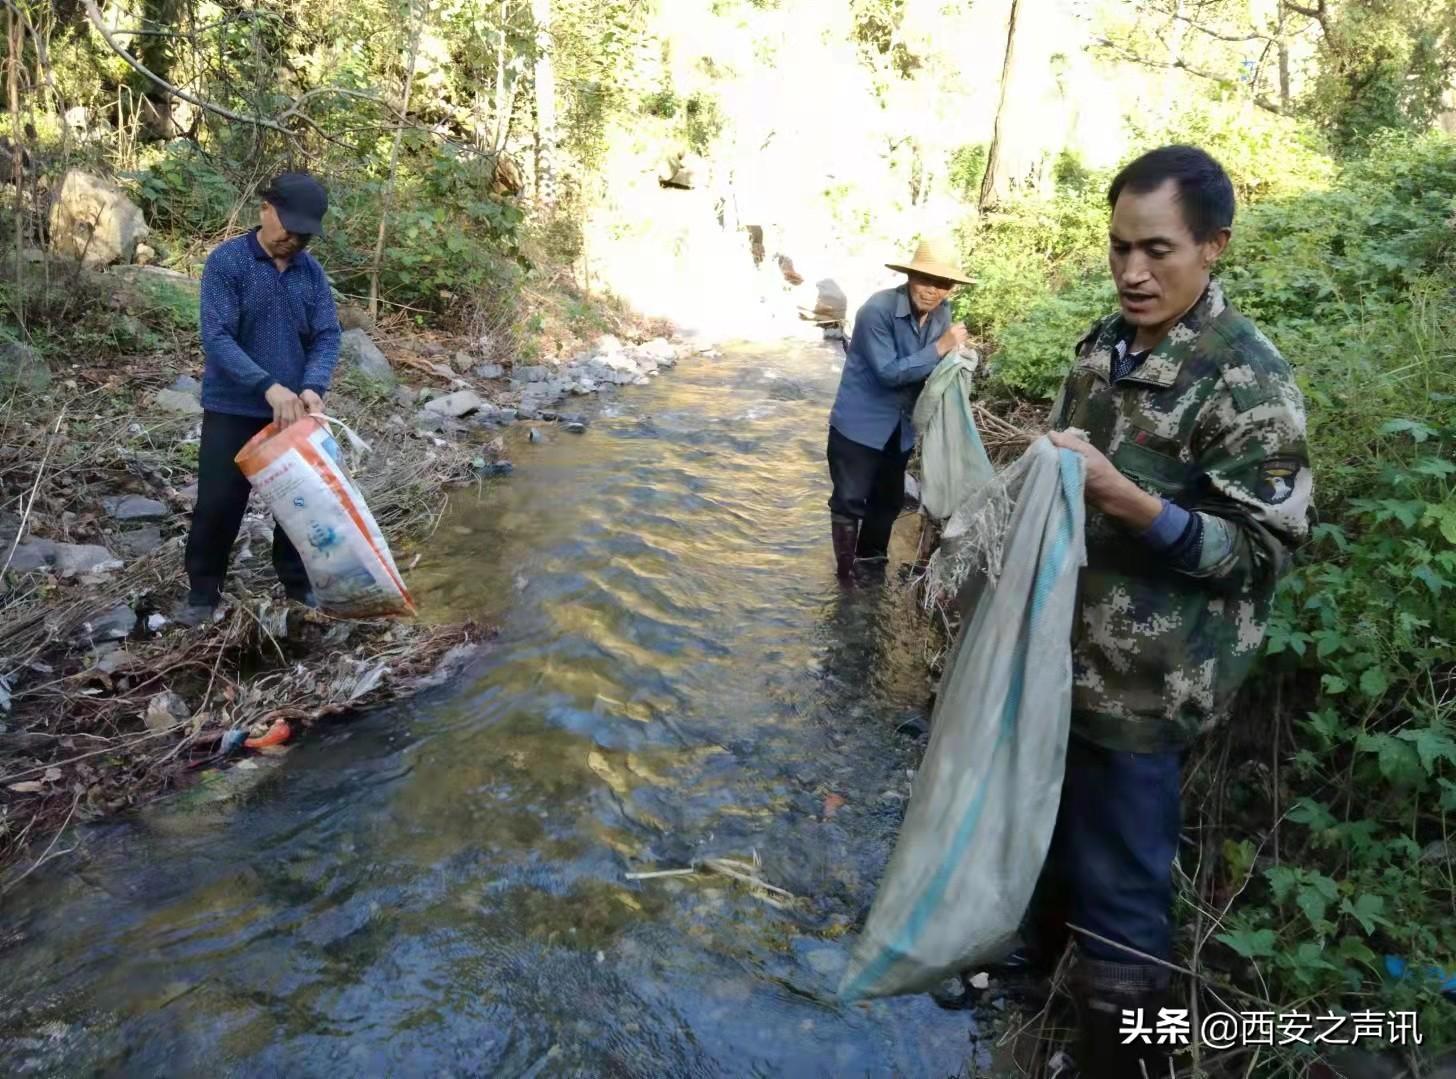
[1024, 146, 1312, 1076]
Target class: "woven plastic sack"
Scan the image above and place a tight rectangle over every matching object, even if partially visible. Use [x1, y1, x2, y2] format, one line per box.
[235, 415, 416, 619]
[838, 436, 1086, 1001]
[911, 350, 994, 521]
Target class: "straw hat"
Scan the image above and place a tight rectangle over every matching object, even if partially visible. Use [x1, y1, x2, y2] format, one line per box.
[885, 237, 974, 285]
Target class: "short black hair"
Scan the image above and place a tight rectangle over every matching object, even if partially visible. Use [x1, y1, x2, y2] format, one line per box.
[1107, 145, 1235, 242]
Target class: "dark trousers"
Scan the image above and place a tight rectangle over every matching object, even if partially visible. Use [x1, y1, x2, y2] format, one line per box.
[184, 410, 308, 604]
[1024, 734, 1183, 992]
[826, 424, 912, 559]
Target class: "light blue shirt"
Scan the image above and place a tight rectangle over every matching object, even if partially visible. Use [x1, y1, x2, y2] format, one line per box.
[829, 285, 948, 453]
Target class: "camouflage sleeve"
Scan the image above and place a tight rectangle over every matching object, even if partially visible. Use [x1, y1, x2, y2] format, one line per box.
[1184, 366, 1312, 590]
[1049, 318, 1108, 428]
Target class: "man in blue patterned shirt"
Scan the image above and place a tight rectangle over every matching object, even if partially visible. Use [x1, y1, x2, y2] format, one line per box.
[179, 171, 341, 625]
[826, 238, 971, 580]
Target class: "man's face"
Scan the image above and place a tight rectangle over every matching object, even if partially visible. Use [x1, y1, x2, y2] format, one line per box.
[907, 273, 955, 316]
[1109, 179, 1228, 336]
[259, 201, 309, 259]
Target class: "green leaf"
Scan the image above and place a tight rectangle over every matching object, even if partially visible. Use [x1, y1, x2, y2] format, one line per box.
[1413, 457, 1456, 478]
[1414, 566, 1450, 596]
[1358, 667, 1391, 698]
[1440, 778, 1456, 812]
[1295, 940, 1338, 972]
[1265, 865, 1299, 901]
[1424, 503, 1456, 546]
[1381, 418, 1437, 442]
[1341, 894, 1389, 935]
[1356, 732, 1425, 784]
[1218, 928, 1278, 959]
[1396, 726, 1456, 774]
[1322, 674, 1350, 695]
[1297, 884, 1332, 928]
[1337, 935, 1378, 968]
[1288, 798, 1337, 831]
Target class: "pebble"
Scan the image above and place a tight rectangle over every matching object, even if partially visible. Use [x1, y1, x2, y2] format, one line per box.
[101, 494, 168, 521]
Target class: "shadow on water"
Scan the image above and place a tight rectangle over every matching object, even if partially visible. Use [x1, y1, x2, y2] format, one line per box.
[0, 340, 980, 1076]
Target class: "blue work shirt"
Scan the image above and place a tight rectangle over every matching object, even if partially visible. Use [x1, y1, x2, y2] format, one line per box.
[828, 285, 948, 453]
[199, 228, 341, 419]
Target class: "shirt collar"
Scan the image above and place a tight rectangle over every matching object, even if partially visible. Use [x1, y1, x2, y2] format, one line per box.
[245, 227, 271, 261]
[247, 227, 306, 272]
[1095, 278, 1226, 388]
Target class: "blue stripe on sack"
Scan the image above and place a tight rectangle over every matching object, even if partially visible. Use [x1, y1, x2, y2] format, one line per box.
[841, 444, 1082, 1000]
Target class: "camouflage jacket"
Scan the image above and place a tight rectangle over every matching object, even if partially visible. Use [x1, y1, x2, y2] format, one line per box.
[1049, 279, 1312, 752]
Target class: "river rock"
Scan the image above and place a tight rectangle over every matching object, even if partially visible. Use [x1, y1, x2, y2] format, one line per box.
[450, 351, 475, 373]
[8, 540, 54, 572]
[392, 385, 418, 407]
[169, 374, 201, 396]
[572, 378, 597, 395]
[565, 422, 587, 435]
[339, 329, 396, 387]
[641, 338, 677, 364]
[516, 365, 550, 383]
[175, 481, 198, 507]
[102, 494, 168, 521]
[496, 409, 517, 424]
[0, 340, 52, 393]
[593, 334, 624, 357]
[473, 362, 505, 380]
[81, 603, 136, 643]
[153, 388, 204, 415]
[423, 389, 484, 418]
[114, 525, 163, 556]
[52, 542, 120, 578]
[48, 170, 151, 268]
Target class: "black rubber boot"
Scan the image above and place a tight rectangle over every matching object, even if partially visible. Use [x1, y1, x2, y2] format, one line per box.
[831, 516, 859, 581]
[1067, 953, 1178, 1078]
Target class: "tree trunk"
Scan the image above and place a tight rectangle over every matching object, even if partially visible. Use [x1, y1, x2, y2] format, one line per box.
[531, 0, 556, 206]
[979, 0, 1021, 211]
[369, 0, 427, 322]
[8, 6, 24, 328]
[493, 0, 509, 152]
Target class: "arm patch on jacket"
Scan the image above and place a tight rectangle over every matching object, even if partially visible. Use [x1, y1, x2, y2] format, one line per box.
[1256, 456, 1302, 505]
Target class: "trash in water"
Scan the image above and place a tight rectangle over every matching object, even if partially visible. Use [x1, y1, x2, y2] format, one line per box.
[244, 719, 291, 749]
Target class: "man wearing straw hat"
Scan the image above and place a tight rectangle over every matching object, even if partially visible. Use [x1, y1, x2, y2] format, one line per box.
[825, 237, 972, 580]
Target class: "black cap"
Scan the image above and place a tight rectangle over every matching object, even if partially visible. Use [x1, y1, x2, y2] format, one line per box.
[262, 171, 328, 236]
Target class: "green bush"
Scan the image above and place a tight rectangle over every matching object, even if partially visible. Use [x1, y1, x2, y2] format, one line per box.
[314, 141, 525, 318]
[952, 184, 1109, 353]
[125, 141, 240, 239]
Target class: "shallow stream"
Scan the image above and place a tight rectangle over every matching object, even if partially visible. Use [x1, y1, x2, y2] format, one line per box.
[0, 340, 978, 1076]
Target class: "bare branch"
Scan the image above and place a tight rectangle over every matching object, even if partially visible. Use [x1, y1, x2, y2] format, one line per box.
[102, 13, 253, 39]
[1094, 36, 1285, 113]
[81, 0, 290, 133]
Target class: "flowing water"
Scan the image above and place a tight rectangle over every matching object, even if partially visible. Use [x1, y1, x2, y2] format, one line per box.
[0, 339, 982, 1077]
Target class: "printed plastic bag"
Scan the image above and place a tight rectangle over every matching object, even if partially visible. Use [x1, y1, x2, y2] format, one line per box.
[235, 415, 416, 619]
[838, 437, 1086, 1001]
